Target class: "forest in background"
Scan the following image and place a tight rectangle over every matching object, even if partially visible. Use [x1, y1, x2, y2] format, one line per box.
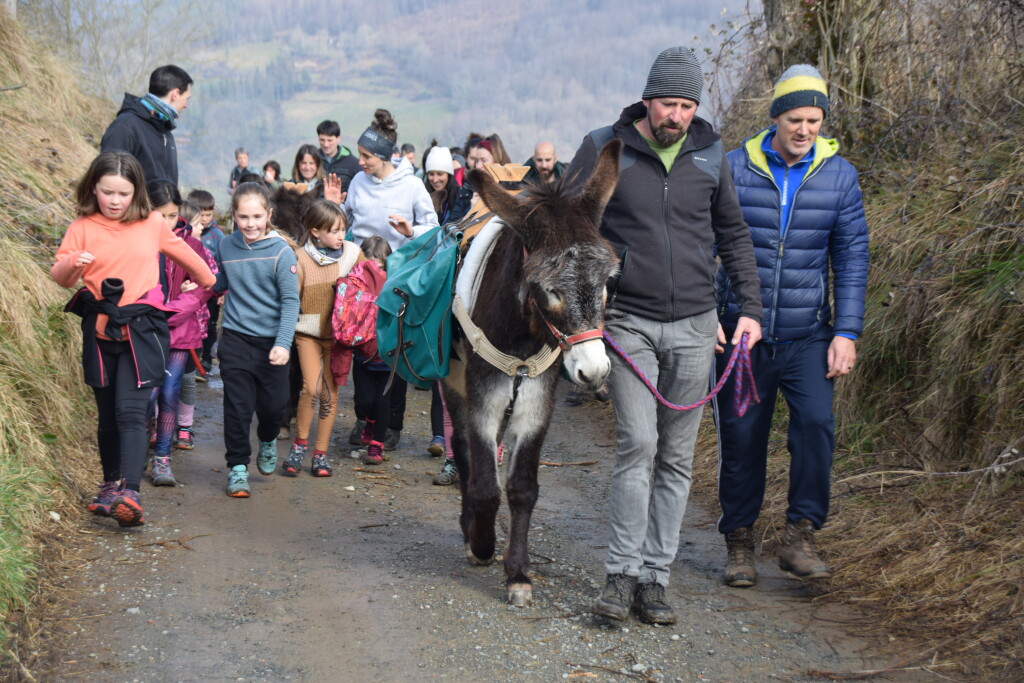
[17, 0, 743, 205]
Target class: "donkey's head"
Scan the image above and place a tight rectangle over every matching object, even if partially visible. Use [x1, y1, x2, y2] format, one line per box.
[469, 139, 622, 390]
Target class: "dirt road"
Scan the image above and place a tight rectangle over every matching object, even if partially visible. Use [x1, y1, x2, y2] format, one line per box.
[36, 368, 908, 682]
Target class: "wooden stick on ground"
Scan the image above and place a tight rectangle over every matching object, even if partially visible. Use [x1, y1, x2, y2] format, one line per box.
[539, 460, 598, 467]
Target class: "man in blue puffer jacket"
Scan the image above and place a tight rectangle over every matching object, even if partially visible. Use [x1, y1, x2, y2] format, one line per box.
[714, 65, 869, 587]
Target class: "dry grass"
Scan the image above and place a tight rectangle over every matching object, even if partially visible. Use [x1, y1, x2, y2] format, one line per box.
[0, 11, 111, 673]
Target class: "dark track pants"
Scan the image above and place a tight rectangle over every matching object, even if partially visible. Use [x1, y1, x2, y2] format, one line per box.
[219, 329, 290, 468]
[92, 338, 152, 491]
[714, 325, 835, 534]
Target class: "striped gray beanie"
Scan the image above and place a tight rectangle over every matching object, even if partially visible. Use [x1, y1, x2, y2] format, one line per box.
[642, 46, 703, 104]
[770, 64, 829, 118]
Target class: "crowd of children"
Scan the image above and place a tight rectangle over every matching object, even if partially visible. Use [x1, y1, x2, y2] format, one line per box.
[53, 110, 520, 526]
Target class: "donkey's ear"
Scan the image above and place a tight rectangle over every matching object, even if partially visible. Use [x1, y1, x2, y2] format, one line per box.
[468, 168, 526, 225]
[578, 138, 621, 225]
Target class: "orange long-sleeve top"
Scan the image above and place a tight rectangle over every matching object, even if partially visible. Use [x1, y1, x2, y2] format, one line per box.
[52, 211, 217, 338]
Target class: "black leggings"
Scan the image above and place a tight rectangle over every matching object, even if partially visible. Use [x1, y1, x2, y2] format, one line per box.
[352, 363, 391, 443]
[353, 372, 407, 432]
[430, 380, 444, 437]
[92, 338, 152, 491]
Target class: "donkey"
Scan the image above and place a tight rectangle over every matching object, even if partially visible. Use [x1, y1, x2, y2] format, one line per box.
[442, 139, 621, 607]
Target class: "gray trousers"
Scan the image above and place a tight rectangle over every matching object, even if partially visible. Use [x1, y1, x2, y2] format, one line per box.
[603, 308, 718, 586]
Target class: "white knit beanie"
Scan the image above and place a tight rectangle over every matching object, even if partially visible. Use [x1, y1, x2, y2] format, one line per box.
[425, 146, 454, 175]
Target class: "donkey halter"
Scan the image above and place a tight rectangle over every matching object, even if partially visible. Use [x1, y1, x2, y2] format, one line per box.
[530, 300, 604, 351]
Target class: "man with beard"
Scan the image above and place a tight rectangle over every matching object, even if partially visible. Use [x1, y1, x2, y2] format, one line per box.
[567, 46, 763, 625]
[524, 141, 565, 185]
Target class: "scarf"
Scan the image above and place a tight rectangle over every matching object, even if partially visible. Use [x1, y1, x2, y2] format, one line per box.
[304, 240, 344, 266]
[141, 93, 179, 129]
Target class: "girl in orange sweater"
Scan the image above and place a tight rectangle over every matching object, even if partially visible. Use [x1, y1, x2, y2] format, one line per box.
[52, 152, 215, 527]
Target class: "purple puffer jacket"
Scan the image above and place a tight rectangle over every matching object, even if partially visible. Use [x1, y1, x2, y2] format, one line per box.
[164, 219, 218, 350]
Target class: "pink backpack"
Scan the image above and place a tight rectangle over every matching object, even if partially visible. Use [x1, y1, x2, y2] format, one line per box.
[332, 259, 386, 356]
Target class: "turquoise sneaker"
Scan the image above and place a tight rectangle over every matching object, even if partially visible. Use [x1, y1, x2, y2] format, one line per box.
[226, 465, 250, 498]
[257, 440, 278, 475]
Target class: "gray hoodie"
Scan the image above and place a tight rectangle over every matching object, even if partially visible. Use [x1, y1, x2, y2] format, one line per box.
[344, 159, 438, 251]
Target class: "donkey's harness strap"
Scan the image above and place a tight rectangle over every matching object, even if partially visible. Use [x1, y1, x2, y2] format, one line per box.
[531, 301, 604, 351]
[453, 294, 562, 378]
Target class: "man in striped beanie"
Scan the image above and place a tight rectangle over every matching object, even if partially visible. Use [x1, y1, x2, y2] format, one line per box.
[714, 64, 869, 589]
[569, 47, 763, 626]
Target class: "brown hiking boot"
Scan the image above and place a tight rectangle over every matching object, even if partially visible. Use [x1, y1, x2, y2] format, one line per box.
[778, 519, 832, 579]
[724, 526, 757, 587]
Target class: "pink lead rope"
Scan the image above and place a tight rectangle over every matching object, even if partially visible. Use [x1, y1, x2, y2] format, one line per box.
[602, 331, 759, 417]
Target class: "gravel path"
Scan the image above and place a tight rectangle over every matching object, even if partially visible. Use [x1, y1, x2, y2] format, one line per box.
[36, 367, 911, 682]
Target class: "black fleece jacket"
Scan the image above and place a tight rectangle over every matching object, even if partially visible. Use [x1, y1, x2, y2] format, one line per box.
[100, 94, 178, 185]
[567, 102, 761, 323]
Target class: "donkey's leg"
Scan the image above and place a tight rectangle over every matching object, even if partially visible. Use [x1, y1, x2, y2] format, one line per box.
[502, 374, 557, 606]
[462, 370, 507, 566]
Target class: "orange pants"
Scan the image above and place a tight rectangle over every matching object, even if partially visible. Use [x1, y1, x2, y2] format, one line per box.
[295, 334, 340, 452]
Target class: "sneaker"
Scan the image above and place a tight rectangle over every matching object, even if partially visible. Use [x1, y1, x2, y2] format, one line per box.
[175, 426, 194, 450]
[87, 481, 120, 516]
[383, 428, 401, 451]
[724, 526, 757, 587]
[310, 453, 333, 477]
[778, 519, 832, 579]
[633, 582, 677, 625]
[362, 441, 385, 465]
[110, 488, 145, 527]
[349, 419, 367, 446]
[257, 440, 278, 475]
[427, 435, 445, 457]
[277, 425, 290, 440]
[282, 442, 307, 475]
[226, 464, 250, 498]
[593, 573, 637, 621]
[432, 459, 459, 486]
[195, 373, 208, 383]
[149, 455, 176, 486]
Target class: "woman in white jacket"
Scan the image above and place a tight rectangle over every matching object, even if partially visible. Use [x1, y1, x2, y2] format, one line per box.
[338, 108, 438, 454]
[342, 109, 438, 250]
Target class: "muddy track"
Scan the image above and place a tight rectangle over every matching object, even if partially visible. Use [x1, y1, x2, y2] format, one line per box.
[35, 368, 914, 682]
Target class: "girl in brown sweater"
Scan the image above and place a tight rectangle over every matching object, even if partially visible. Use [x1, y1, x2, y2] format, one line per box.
[282, 200, 361, 476]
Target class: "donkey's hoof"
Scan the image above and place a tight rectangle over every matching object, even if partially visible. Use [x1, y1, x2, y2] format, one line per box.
[507, 583, 533, 607]
[465, 543, 494, 566]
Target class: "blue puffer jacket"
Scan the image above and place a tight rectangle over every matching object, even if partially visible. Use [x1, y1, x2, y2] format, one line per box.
[717, 128, 869, 342]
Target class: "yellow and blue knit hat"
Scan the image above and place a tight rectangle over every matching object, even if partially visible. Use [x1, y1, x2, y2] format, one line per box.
[770, 64, 829, 118]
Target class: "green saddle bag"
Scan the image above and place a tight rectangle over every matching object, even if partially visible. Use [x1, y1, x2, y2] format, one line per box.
[375, 223, 465, 390]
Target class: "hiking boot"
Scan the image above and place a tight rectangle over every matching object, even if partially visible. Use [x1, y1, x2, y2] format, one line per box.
[432, 459, 458, 486]
[778, 519, 832, 579]
[362, 441, 385, 465]
[175, 426, 194, 450]
[257, 440, 278, 475]
[349, 419, 367, 446]
[383, 428, 401, 451]
[281, 442, 307, 476]
[226, 465, 250, 498]
[110, 488, 145, 527]
[724, 526, 757, 587]
[427, 435, 446, 457]
[150, 456, 176, 487]
[310, 453, 333, 477]
[87, 481, 120, 517]
[593, 573, 637, 621]
[359, 420, 375, 445]
[633, 582, 677, 625]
